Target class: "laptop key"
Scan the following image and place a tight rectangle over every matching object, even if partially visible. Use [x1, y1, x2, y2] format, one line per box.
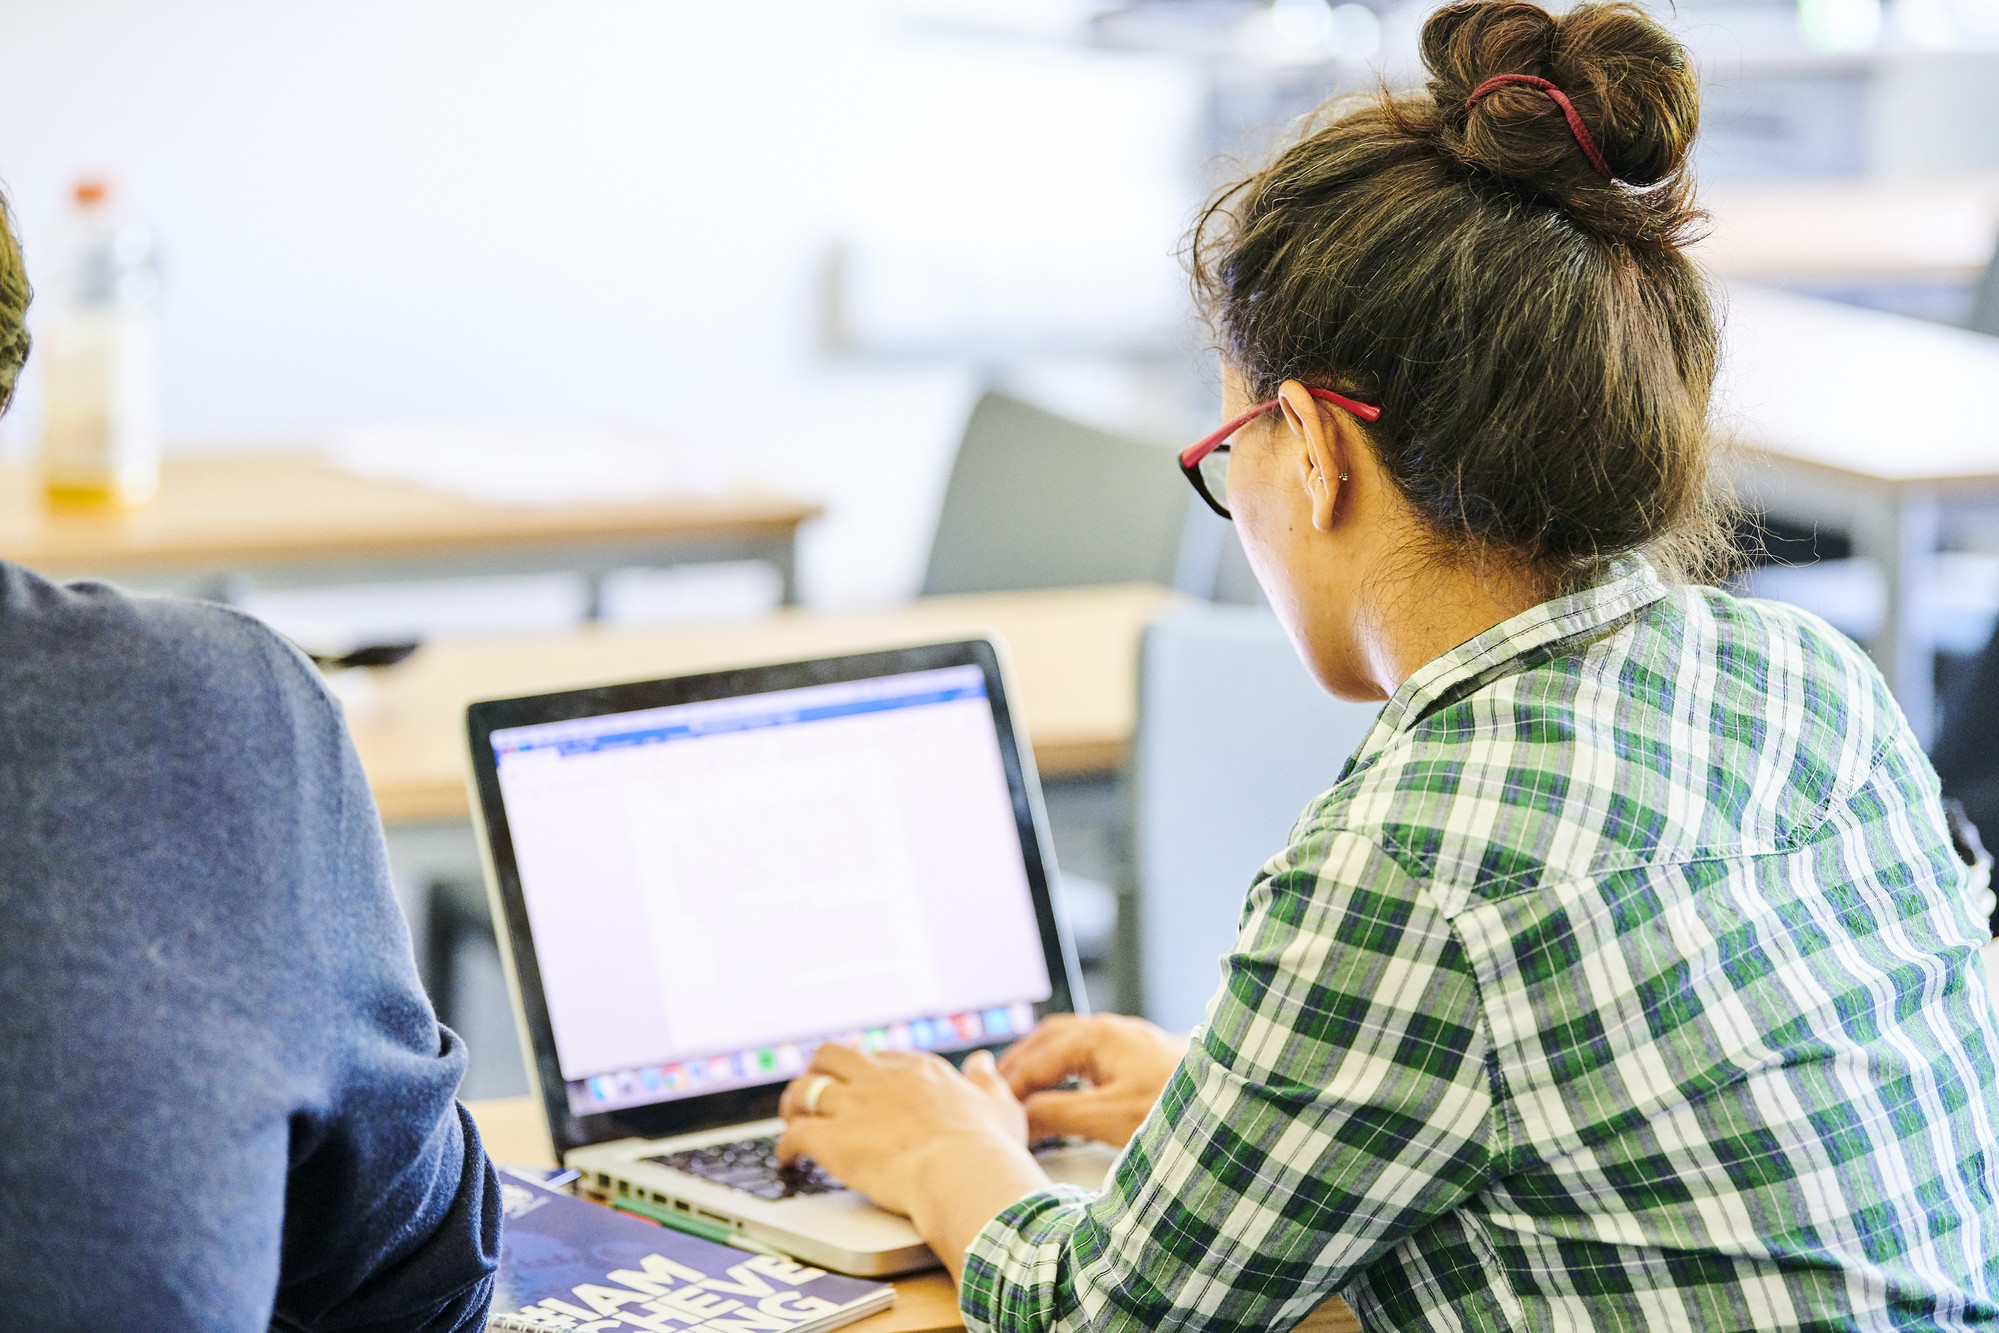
[645, 1135, 844, 1200]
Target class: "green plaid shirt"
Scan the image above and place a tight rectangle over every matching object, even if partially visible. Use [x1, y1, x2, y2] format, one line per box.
[963, 557, 1999, 1332]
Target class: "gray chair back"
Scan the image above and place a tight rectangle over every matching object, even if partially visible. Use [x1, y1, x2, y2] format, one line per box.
[1971, 241, 1999, 338]
[1174, 506, 1268, 606]
[922, 390, 1193, 596]
[1131, 604, 1379, 1033]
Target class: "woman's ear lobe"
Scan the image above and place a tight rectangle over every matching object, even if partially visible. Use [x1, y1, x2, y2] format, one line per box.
[1308, 463, 1339, 532]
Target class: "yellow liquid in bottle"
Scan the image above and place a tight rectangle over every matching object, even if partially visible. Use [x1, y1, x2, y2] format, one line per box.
[43, 478, 140, 507]
[38, 307, 160, 508]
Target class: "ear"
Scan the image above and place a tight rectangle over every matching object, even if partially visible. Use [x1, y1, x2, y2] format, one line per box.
[1275, 381, 1349, 534]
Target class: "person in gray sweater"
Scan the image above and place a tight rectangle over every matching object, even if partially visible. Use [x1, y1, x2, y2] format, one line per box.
[0, 202, 499, 1324]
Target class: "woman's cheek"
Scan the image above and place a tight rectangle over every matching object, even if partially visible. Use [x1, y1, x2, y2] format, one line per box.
[1230, 481, 1299, 607]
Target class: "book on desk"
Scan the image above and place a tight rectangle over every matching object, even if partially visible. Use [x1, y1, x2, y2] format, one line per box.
[488, 1167, 894, 1333]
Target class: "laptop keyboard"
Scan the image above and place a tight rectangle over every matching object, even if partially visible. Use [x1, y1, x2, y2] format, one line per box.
[645, 1135, 844, 1201]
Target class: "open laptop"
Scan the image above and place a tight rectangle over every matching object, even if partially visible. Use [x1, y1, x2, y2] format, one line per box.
[464, 638, 1116, 1276]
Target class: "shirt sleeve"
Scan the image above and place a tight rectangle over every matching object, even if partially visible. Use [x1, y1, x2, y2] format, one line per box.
[960, 828, 1498, 1333]
[226, 620, 501, 1332]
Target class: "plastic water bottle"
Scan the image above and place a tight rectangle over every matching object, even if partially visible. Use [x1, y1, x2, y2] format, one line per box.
[38, 178, 162, 506]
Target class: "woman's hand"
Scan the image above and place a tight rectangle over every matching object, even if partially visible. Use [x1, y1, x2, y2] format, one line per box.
[997, 1013, 1190, 1148]
[776, 1043, 1051, 1281]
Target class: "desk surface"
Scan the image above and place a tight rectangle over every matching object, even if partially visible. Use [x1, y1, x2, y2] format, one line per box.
[0, 452, 818, 576]
[348, 583, 1181, 824]
[462, 1095, 1358, 1333]
[1719, 284, 1999, 487]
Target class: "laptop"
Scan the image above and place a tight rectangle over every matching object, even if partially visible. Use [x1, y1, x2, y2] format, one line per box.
[464, 638, 1117, 1276]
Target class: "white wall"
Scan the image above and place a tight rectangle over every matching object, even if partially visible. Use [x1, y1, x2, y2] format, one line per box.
[0, 0, 1201, 605]
[1870, 47, 1999, 174]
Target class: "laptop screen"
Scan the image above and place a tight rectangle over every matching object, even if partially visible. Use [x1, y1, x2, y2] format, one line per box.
[487, 663, 1055, 1119]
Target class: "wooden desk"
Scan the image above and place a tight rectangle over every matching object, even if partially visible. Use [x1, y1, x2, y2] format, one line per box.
[463, 1095, 1359, 1333]
[1694, 174, 1999, 284]
[0, 452, 819, 603]
[1717, 284, 1999, 740]
[348, 584, 1181, 824]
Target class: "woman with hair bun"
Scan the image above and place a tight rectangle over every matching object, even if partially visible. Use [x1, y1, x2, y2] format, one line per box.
[780, 3, 1999, 1327]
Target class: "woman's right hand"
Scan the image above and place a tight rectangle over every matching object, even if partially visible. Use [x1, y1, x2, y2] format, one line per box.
[997, 1013, 1190, 1148]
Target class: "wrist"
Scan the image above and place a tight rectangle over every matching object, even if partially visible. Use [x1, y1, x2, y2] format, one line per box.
[906, 1131, 1050, 1283]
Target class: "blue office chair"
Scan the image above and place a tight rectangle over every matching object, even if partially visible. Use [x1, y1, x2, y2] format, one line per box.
[1130, 604, 1380, 1033]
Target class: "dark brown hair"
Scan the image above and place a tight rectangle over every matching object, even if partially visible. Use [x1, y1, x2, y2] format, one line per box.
[0, 192, 28, 415]
[1193, 0, 1724, 586]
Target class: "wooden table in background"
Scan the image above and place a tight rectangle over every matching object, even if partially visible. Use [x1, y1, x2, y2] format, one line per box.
[1694, 173, 1999, 285]
[464, 1095, 1360, 1333]
[349, 583, 1182, 825]
[1717, 285, 1999, 742]
[0, 453, 819, 604]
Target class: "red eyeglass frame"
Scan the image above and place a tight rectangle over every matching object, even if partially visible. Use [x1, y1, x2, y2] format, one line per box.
[1179, 387, 1382, 520]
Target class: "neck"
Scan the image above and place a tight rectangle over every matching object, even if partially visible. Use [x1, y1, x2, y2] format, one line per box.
[1353, 549, 1552, 696]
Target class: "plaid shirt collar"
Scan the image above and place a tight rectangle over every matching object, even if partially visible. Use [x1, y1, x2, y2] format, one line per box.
[1350, 554, 1671, 768]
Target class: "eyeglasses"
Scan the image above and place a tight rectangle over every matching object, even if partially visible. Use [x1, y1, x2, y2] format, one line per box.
[1178, 387, 1383, 520]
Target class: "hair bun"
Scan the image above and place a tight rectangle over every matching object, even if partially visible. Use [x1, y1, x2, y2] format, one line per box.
[1421, 0, 1701, 244]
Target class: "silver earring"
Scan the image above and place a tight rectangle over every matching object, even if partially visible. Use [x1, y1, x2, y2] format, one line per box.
[1339, 471, 1349, 482]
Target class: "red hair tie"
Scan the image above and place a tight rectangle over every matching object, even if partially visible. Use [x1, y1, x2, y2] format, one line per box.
[1465, 73, 1612, 180]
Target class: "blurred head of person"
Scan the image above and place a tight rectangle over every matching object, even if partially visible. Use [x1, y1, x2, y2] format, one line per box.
[0, 194, 28, 414]
[1194, 0, 1721, 699]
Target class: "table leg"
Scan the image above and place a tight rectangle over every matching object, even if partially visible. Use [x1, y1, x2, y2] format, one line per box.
[772, 535, 801, 606]
[1852, 491, 1939, 745]
[202, 571, 257, 606]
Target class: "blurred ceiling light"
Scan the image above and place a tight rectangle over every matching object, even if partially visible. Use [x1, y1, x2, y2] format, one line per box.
[1236, 0, 1381, 65]
[1271, 0, 1336, 47]
[1891, 0, 1961, 46]
[1326, 4, 1384, 60]
[1797, 0, 1882, 52]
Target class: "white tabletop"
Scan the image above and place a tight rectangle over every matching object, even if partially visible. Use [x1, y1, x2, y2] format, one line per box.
[1715, 284, 1999, 485]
